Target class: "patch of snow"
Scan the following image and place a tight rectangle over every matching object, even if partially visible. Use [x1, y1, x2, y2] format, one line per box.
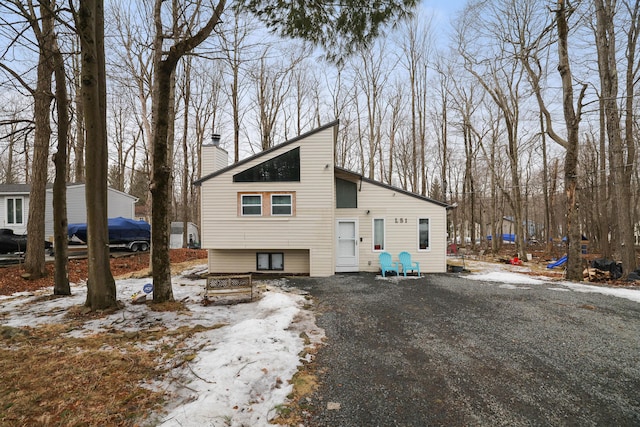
[465, 271, 547, 285]
[0, 264, 324, 427]
[558, 281, 640, 303]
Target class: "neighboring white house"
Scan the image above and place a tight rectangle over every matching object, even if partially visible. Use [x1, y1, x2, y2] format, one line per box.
[0, 183, 138, 237]
[170, 221, 200, 248]
[0, 184, 31, 234]
[194, 121, 451, 277]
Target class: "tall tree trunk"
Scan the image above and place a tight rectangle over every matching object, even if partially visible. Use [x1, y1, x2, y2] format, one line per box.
[598, 96, 611, 257]
[73, 38, 85, 183]
[52, 37, 70, 295]
[557, 0, 585, 281]
[594, 0, 637, 275]
[150, 0, 224, 303]
[540, 113, 552, 255]
[78, 0, 117, 310]
[181, 58, 191, 248]
[24, 0, 55, 279]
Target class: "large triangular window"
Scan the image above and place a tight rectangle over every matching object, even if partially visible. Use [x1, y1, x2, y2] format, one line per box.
[233, 147, 300, 182]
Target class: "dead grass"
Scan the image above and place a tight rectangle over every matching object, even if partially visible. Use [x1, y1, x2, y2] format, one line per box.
[0, 313, 223, 426]
[270, 332, 322, 425]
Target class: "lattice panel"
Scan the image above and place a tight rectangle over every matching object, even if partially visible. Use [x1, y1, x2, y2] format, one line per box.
[206, 275, 252, 289]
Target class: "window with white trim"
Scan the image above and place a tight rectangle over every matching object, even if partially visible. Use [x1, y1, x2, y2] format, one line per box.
[418, 218, 430, 250]
[7, 197, 23, 225]
[271, 194, 292, 216]
[241, 194, 262, 216]
[257, 252, 284, 270]
[373, 218, 385, 251]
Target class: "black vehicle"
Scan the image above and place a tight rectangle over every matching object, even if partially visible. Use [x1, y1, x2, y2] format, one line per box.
[0, 228, 52, 254]
[0, 228, 28, 254]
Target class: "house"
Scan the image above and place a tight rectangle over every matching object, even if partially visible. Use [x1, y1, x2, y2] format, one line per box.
[0, 184, 31, 235]
[0, 183, 138, 237]
[170, 221, 200, 249]
[194, 121, 450, 277]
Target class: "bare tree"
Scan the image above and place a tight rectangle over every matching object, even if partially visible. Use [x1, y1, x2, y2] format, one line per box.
[397, 13, 433, 195]
[0, 103, 30, 184]
[218, 13, 257, 163]
[179, 56, 192, 247]
[594, 0, 639, 275]
[517, 0, 587, 280]
[150, 0, 225, 302]
[456, 2, 528, 259]
[76, 0, 117, 309]
[70, 36, 85, 183]
[0, 0, 58, 280]
[551, 0, 586, 280]
[51, 26, 70, 295]
[191, 59, 223, 227]
[249, 44, 307, 150]
[352, 41, 395, 181]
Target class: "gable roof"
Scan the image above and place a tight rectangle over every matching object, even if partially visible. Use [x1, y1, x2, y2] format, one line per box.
[193, 120, 339, 186]
[335, 166, 452, 209]
[57, 183, 138, 201]
[0, 183, 137, 200]
[0, 184, 32, 195]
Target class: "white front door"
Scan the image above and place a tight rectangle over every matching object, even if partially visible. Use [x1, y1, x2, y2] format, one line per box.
[336, 219, 358, 272]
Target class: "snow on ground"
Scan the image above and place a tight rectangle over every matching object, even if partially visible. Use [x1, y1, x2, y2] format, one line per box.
[557, 281, 640, 303]
[465, 271, 547, 286]
[2, 259, 640, 426]
[0, 264, 325, 427]
[462, 260, 640, 304]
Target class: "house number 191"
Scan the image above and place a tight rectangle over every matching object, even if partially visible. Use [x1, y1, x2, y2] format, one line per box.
[395, 218, 408, 223]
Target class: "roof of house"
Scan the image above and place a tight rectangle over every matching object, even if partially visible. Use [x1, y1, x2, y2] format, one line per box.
[0, 184, 32, 194]
[193, 120, 451, 209]
[59, 183, 138, 201]
[0, 183, 137, 200]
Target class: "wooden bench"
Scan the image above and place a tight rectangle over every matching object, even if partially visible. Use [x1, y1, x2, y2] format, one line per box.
[203, 274, 254, 305]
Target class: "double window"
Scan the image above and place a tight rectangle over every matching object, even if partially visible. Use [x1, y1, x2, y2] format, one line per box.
[240, 193, 294, 217]
[257, 252, 284, 270]
[7, 197, 23, 225]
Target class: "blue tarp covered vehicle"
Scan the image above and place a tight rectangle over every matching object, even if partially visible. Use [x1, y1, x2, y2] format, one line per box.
[486, 233, 516, 243]
[68, 217, 150, 251]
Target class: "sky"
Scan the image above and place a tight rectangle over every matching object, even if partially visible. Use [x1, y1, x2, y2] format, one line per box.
[421, 0, 466, 38]
[1, 259, 640, 426]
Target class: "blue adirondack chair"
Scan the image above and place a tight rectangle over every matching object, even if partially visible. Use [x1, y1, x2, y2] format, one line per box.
[379, 251, 399, 277]
[398, 251, 420, 276]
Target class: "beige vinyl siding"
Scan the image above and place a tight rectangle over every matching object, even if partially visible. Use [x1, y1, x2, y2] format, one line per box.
[201, 145, 229, 176]
[338, 180, 447, 273]
[208, 249, 310, 274]
[200, 126, 336, 276]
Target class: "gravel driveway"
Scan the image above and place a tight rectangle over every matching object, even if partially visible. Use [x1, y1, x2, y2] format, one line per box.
[287, 272, 640, 426]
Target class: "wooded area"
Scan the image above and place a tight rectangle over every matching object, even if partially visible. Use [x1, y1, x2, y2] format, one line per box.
[0, 0, 639, 301]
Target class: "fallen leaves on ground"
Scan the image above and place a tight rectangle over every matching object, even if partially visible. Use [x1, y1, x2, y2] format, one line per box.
[0, 248, 207, 296]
